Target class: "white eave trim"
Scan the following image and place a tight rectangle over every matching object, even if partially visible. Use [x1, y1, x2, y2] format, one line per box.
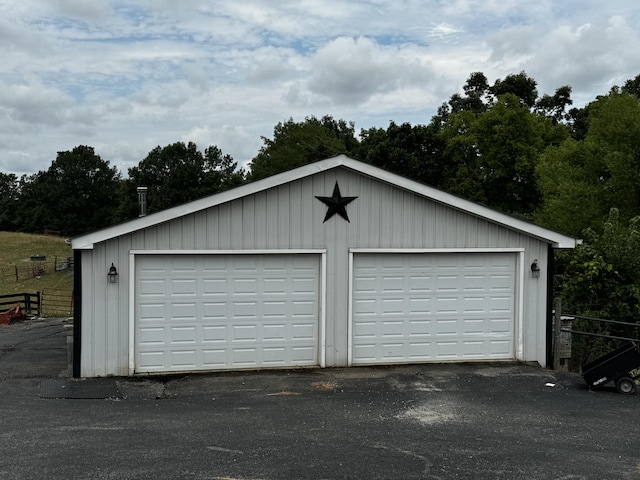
[71, 154, 580, 250]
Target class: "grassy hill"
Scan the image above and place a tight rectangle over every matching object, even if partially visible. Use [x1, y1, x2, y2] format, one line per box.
[0, 231, 74, 299]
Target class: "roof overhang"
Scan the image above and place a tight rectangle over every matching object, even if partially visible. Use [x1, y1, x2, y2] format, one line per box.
[71, 155, 580, 250]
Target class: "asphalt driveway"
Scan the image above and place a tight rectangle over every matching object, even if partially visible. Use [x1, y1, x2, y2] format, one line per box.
[0, 318, 638, 480]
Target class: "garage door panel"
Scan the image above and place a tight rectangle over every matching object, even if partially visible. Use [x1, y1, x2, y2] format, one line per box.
[232, 324, 257, 342]
[202, 325, 226, 343]
[292, 278, 316, 294]
[292, 299, 316, 316]
[172, 279, 197, 296]
[263, 347, 286, 364]
[202, 349, 226, 366]
[409, 298, 431, 314]
[381, 320, 404, 337]
[409, 319, 432, 336]
[462, 296, 485, 312]
[233, 301, 258, 318]
[352, 252, 516, 364]
[435, 297, 458, 313]
[264, 278, 287, 294]
[135, 254, 320, 373]
[139, 279, 166, 297]
[489, 340, 512, 355]
[264, 301, 286, 318]
[203, 279, 226, 295]
[263, 323, 286, 341]
[232, 348, 256, 366]
[139, 351, 163, 369]
[292, 322, 316, 340]
[232, 278, 258, 295]
[171, 303, 196, 319]
[489, 296, 513, 313]
[171, 350, 196, 368]
[203, 302, 227, 319]
[463, 275, 485, 291]
[138, 327, 164, 345]
[171, 326, 197, 344]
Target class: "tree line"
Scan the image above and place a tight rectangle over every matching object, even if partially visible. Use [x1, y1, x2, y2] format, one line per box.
[2, 70, 640, 332]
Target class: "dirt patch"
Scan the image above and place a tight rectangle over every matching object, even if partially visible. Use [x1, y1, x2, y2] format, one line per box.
[310, 381, 338, 391]
[397, 403, 457, 425]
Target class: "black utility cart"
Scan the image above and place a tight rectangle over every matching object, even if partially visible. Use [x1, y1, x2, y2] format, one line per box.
[582, 341, 640, 394]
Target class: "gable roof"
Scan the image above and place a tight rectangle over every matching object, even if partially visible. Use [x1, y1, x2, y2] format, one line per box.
[71, 155, 579, 250]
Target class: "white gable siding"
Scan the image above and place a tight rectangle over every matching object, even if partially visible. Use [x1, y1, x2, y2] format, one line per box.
[80, 167, 553, 377]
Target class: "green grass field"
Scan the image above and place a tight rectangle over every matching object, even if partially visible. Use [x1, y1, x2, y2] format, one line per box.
[0, 231, 74, 298]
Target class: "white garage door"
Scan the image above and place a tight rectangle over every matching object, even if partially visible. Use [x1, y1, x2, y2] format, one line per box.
[351, 252, 516, 364]
[135, 254, 320, 373]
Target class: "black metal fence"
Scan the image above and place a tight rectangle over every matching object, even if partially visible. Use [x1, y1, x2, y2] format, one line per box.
[562, 314, 640, 343]
[555, 302, 640, 371]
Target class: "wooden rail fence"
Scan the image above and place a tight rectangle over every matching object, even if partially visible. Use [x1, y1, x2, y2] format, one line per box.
[0, 289, 74, 318]
[41, 288, 74, 317]
[0, 292, 41, 317]
[0, 257, 74, 284]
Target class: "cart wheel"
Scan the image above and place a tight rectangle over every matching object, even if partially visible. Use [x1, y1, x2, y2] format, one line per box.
[615, 377, 636, 395]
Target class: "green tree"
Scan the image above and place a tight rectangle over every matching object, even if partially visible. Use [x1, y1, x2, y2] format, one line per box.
[16, 146, 121, 236]
[555, 209, 640, 366]
[559, 209, 640, 320]
[536, 92, 640, 235]
[0, 172, 19, 231]
[115, 142, 244, 220]
[622, 73, 640, 98]
[535, 85, 573, 124]
[248, 115, 359, 181]
[489, 71, 539, 108]
[358, 121, 447, 187]
[566, 73, 640, 141]
[438, 94, 568, 215]
[447, 72, 491, 115]
[534, 139, 602, 236]
[439, 71, 572, 126]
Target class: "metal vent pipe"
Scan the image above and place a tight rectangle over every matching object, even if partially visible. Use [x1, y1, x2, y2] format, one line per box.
[137, 186, 148, 217]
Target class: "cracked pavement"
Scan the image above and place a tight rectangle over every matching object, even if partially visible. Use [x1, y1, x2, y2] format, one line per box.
[1, 318, 639, 480]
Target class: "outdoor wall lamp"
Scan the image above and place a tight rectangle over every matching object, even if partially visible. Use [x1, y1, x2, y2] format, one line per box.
[108, 263, 118, 283]
[530, 259, 540, 278]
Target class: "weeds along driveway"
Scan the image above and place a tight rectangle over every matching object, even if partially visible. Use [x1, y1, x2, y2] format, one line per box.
[0, 319, 638, 479]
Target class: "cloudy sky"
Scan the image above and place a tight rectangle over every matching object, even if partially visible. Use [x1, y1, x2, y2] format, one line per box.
[2, 0, 640, 176]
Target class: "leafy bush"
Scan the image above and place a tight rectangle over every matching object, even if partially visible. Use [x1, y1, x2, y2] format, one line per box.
[556, 209, 640, 367]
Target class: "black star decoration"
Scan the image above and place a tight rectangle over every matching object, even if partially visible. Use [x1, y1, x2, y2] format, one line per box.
[315, 182, 358, 223]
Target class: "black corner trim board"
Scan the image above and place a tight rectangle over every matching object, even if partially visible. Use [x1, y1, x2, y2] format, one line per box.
[72, 249, 82, 378]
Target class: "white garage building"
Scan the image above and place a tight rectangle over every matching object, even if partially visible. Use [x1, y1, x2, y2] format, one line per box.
[71, 155, 578, 377]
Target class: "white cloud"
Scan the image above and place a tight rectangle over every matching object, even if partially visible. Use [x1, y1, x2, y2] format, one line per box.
[487, 14, 640, 99]
[0, 0, 638, 177]
[307, 36, 435, 106]
[47, 0, 113, 24]
[0, 78, 75, 126]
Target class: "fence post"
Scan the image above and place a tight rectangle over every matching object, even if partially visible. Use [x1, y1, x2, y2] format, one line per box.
[14, 265, 18, 282]
[553, 298, 562, 370]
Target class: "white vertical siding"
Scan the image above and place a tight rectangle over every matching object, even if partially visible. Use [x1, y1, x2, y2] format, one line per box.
[81, 167, 553, 376]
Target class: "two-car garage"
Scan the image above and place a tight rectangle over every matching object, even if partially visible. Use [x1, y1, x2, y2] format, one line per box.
[72, 156, 577, 377]
[131, 249, 518, 374]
